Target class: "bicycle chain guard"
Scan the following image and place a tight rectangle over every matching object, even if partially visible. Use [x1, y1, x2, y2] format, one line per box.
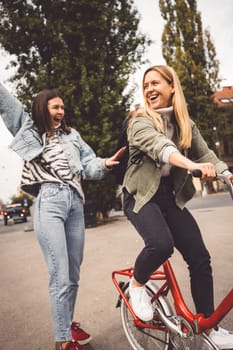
[169, 315, 195, 350]
[169, 315, 219, 350]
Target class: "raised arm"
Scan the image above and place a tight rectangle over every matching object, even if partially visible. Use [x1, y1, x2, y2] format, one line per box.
[0, 82, 28, 136]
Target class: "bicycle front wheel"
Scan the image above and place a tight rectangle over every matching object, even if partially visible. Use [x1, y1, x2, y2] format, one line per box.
[120, 281, 173, 350]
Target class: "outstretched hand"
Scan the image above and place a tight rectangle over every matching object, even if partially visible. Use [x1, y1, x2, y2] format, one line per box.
[105, 147, 127, 168]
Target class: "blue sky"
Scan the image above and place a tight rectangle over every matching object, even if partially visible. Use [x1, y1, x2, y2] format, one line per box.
[0, 0, 233, 202]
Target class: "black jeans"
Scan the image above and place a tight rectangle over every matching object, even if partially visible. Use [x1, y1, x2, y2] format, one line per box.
[123, 177, 214, 317]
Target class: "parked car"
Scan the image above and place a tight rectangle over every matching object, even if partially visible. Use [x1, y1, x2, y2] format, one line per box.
[3, 203, 28, 225]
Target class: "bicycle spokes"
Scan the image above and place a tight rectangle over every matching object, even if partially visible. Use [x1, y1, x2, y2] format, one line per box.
[168, 315, 219, 350]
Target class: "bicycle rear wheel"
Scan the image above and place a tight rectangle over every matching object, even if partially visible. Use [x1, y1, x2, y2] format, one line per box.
[120, 281, 173, 350]
[192, 334, 219, 350]
[169, 316, 219, 350]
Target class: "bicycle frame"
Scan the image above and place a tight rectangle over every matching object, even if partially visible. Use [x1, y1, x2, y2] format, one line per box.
[112, 266, 168, 331]
[112, 260, 233, 334]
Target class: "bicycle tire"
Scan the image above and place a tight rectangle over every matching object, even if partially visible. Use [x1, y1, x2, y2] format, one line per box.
[192, 333, 219, 350]
[120, 281, 173, 350]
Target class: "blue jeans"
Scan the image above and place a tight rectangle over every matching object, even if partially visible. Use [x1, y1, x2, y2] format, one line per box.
[34, 183, 85, 341]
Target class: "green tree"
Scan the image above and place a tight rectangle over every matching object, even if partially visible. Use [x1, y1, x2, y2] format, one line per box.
[214, 105, 233, 161]
[159, 0, 221, 141]
[0, 0, 150, 217]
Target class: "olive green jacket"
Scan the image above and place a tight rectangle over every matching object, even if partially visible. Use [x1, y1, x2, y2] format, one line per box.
[123, 114, 229, 213]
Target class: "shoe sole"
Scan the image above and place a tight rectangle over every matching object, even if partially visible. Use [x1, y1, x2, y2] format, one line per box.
[74, 336, 92, 345]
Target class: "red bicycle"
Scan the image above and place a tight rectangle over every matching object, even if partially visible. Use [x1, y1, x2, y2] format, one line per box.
[112, 173, 233, 350]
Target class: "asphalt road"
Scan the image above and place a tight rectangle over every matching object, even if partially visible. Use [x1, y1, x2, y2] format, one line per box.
[0, 192, 232, 350]
[187, 192, 233, 210]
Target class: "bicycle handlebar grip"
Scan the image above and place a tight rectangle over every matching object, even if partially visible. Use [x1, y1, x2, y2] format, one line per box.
[191, 169, 202, 178]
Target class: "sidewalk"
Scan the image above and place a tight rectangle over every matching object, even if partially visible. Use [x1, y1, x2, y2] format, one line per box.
[0, 201, 232, 350]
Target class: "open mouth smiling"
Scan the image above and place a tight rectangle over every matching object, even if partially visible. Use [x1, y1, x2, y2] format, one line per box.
[149, 94, 158, 101]
[53, 116, 62, 123]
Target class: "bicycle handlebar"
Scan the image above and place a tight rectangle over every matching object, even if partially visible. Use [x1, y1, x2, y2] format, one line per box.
[191, 170, 233, 200]
[191, 169, 202, 178]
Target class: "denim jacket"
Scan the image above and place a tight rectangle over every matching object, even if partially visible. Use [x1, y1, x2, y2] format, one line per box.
[0, 83, 108, 181]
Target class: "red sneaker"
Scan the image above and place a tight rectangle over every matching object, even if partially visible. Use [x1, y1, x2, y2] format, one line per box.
[71, 322, 92, 345]
[55, 340, 84, 350]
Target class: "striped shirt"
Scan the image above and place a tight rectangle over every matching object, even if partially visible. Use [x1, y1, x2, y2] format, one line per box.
[20, 130, 84, 199]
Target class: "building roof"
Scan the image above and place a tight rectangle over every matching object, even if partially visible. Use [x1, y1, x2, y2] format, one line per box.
[213, 86, 233, 107]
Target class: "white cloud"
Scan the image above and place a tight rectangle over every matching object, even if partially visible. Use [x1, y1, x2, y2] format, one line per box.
[0, 118, 22, 203]
[197, 0, 233, 84]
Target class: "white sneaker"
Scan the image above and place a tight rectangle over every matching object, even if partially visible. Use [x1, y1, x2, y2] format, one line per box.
[209, 326, 233, 349]
[128, 279, 154, 322]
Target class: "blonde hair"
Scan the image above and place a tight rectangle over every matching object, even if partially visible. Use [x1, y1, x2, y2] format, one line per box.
[131, 65, 192, 149]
